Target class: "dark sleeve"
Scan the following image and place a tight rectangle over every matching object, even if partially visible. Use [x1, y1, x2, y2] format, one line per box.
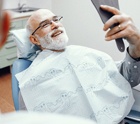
[119, 49, 140, 87]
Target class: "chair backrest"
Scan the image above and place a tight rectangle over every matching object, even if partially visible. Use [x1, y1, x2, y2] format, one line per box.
[11, 29, 40, 61]
[12, 59, 32, 110]
[11, 28, 39, 110]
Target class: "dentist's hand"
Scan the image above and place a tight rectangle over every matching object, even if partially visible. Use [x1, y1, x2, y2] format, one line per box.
[0, 11, 10, 48]
[100, 5, 140, 58]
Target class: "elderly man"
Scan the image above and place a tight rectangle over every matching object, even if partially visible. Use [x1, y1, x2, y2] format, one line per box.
[16, 5, 140, 124]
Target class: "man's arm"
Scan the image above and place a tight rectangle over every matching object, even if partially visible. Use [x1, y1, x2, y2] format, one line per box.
[117, 48, 140, 87]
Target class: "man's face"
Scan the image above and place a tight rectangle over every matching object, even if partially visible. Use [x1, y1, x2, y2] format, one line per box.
[32, 10, 69, 50]
[36, 26, 69, 50]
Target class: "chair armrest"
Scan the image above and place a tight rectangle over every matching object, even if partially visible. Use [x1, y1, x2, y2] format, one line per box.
[124, 110, 140, 124]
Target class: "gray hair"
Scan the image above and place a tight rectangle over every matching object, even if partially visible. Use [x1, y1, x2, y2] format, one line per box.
[25, 20, 34, 37]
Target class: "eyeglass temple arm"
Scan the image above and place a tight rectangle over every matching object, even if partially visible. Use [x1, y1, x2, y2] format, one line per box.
[31, 26, 41, 35]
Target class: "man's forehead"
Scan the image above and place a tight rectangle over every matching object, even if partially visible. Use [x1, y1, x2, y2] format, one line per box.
[35, 9, 55, 21]
[29, 9, 55, 29]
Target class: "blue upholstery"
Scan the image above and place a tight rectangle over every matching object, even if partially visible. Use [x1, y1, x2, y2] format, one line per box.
[11, 59, 32, 110]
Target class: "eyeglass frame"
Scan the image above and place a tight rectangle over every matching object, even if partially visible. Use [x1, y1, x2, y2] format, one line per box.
[31, 16, 63, 35]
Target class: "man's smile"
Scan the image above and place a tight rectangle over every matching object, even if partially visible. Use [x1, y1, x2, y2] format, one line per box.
[51, 30, 63, 37]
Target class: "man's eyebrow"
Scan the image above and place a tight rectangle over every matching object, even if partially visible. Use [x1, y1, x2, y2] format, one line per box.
[52, 16, 57, 19]
[40, 16, 58, 24]
[43, 16, 57, 21]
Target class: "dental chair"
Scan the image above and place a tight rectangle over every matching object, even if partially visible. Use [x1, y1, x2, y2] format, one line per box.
[11, 29, 140, 124]
[11, 29, 40, 110]
[12, 58, 32, 110]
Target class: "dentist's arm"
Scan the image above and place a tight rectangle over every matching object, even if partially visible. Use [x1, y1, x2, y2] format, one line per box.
[100, 5, 140, 87]
[0, 11, 11, 48]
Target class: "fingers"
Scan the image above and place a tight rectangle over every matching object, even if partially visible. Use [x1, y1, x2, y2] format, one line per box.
[100, 5, 121, 15]
[105, 17, 134, 41]
[100, 5, 127, 31]
[101, 5, 140, 53]
[103, 15, 123, 31]
[100, 5, 135, 42]
[104, 14, 132, 31]
[105, 24, 134, 41]
[105, 30, 125, 41]
[105, 23, 126, 38]
[100, 5, 122, 31]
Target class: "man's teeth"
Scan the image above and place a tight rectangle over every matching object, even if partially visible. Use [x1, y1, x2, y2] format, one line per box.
[53, 31, 62, 37]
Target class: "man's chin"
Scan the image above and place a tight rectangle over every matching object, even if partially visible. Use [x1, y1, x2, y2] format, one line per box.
[44, 34, 69, 51]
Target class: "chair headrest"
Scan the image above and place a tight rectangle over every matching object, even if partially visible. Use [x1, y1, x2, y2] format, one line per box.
[11, 29, 40, 61]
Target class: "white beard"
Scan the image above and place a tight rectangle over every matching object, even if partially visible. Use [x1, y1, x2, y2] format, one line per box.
[36, 27, 69, 50]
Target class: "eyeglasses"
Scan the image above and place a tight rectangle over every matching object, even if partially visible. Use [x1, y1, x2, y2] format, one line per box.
[31, 16, 63, 35]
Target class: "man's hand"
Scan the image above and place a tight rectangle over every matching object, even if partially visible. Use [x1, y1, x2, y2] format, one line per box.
[100, 5, 140, 58]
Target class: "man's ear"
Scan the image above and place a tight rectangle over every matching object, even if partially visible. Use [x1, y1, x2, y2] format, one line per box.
[0, 11, 10, 48]
[29, 35, 40, 45]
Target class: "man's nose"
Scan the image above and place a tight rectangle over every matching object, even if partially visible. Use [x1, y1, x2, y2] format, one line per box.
[51, 21, 59, 30]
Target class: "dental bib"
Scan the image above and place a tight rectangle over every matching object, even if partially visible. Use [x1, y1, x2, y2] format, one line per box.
[16, 45, 134, 124]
